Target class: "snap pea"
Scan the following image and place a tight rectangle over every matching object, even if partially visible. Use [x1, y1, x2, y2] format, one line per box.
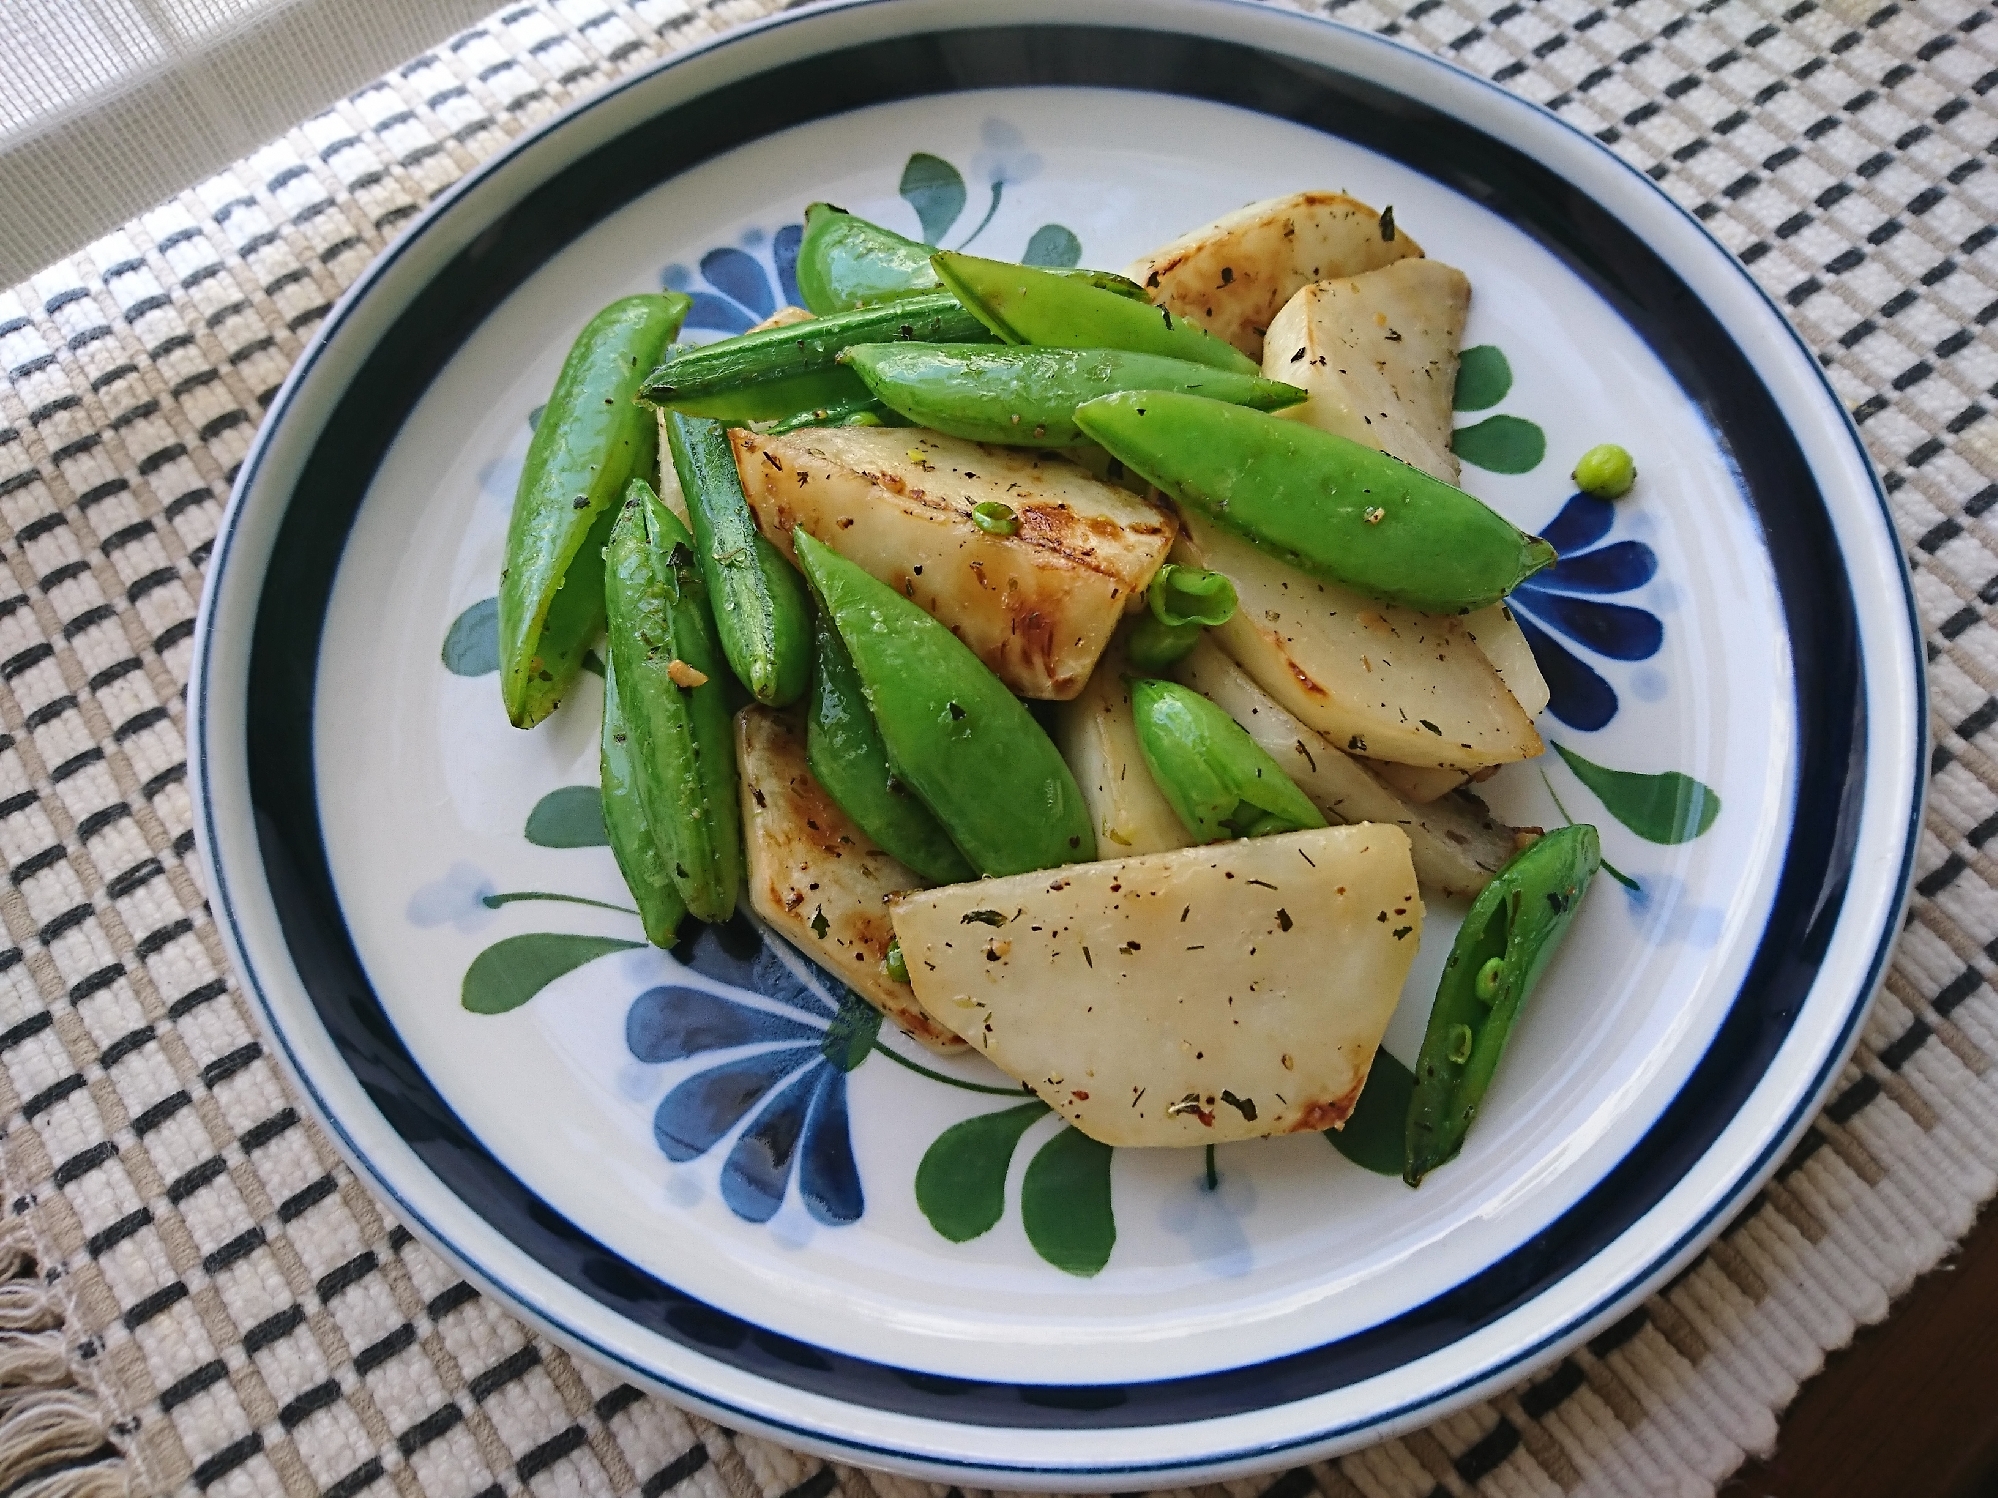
[499, 292, 688, 727]
[806, 614, 975, 885]
[1128, 679, 1325, 842]
[638, 293, 994, 423]
[603, 479, 742, 922]
[600, 653, 688, 947]
[664, 413, 811, 707]
[1075, 390, 1557, 614]
[1125, 563, 1238, 673]
[793, 528, 1094, 877]
[933, 250, 1259, 376]
[838, 343, 1304, 448]
[797, 203, 1155, 313]
[762, 396, 906, 434]
[1404, 823, 1600, 1186]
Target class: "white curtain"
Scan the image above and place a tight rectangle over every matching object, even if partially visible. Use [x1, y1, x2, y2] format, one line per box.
[0, 0, 500, 286]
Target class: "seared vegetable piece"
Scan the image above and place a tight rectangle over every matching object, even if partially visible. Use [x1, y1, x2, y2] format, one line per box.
[1129, 679, 1325, 842]
[1406, 823, 1599, 1184]
[797, 204, 1154, 313]
[1126, 191, 1422, 361]
[731, 425, 1175, 700]
[639, 292, 993, 423]
[806, 614, 974, 885]
[1077, 391, 1555, 614]
[603, 480, 741, 921]
[1464, 601, 1549, 720]
[794, 529, 1094, 876]
[665, 413, 811, 706]
[1126, 562, 1237, 673]
[736, 706, 965, 1053]
[1173, 638, 1525, 898]
[600, 655, 687, 947]
[1053, 630, 1192, 859]
[1264, 260, 1471, 485]
[500, 292, 688, 727]
[890, 826, 1423, 1146]
[933, 251, 1258, 376]
[1176, 513, 1543, 771]
[840, 343, 1303, 447]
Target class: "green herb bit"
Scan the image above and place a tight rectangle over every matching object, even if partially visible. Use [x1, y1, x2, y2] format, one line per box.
[1573, 443, 1637, 499]
[971, 500, 1020, 536]
[884, 939, 910, 985]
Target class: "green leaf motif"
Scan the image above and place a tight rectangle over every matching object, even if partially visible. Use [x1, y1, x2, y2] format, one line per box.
[900, 153, 967, 245]
[915, 1101, 1047, 1243]
[442, 596, 500, 676]
[1453, 345, 1512, 412]
[1453, 414, 1546, 474]
[524, 786, 608, 848]
[1022, 224, 1082, 268]
[821, 991, 884, 1073]
[462, 932, 640, 1014]
[1555, 743, 1720, 844]
[1021, 1126, 1116, 1276]
[1327, 1047, 1416, 1176]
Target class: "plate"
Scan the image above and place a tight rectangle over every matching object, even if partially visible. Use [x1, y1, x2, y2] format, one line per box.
[189, 0, 1924, 1484]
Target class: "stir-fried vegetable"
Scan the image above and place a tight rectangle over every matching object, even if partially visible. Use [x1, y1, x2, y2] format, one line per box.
[1128, 679, 1326, 842]
[599, 654, 687, 948]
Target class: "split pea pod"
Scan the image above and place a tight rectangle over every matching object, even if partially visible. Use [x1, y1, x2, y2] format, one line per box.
[664, 413, 812, 707]
[600, 654, 688, 947]
[1075, 390, 1557, 614]
[838, 343, 1304, 447]
[793, 529, 1094, 877]
[638, 293, 994, 423]
[1125, 563, 1238, 674]
[499, 292, 689, 727]
[1404, 823, 1600, 1186]
[806, 614, 974, 885]
[797, 204, 1156, 314]
[933, 250, 1258, 375]
[763, 397, 905, 434]
[1128, 679, 1325, 843]
[603, 479, 742, 922]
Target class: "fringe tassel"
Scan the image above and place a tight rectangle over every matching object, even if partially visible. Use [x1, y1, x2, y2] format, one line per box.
[0, 1215, 128, 1498]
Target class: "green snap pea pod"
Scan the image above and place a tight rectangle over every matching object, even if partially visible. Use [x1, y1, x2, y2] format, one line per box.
[600, 653, 688, 947]
[762, 396, 907, 435]
[1126, 564, 1239, 673]
[838, 343, 1304, 448]
[792, 528, 1094, 877]
[797, 203, 1154, 313]
[1075, 390, 1557, 614]
[603, 479, 742, 922]
[806, 614, 975, 885]
[664, 413, 811, 707]
[1128, 678, 1325, 842]
[638, 294, 994, 423]
[933, 250, 1259, 376]
[1404, 823, 1600, 1186]
[500, 292, 689, 727]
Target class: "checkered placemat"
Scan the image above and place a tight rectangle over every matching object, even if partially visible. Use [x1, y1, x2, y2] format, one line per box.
[0, 0, 1991, 1493]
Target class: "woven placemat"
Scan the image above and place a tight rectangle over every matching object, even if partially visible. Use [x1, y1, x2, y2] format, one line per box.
[0, 0, 1992, 1493]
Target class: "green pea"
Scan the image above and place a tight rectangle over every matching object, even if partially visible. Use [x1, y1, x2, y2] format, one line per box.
[883, 939, 910, 985]
[1405, 823, 1601, 1186]
[838, 342, 1302, 447]
[1126, 564, 1239, 673]
[1128, 678, 1326, 843]
[1075, 390, 1557, 615]
[499, 292, 688, 727]
[793, 529, 1094, 877]
[599, 653, 687, 948]
[971, 500, 1019, 536]
[933, 251, 1258, 375]
[1573, 443, 1637, 498]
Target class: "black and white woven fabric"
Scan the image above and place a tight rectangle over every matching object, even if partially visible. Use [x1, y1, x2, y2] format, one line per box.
[0, 0, 1992, 1494]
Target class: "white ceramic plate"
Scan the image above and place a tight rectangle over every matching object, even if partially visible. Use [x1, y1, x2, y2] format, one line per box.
[190, 0, 1924, 1484]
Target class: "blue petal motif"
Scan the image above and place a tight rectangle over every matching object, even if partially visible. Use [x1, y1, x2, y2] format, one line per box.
[798, 1065, 864, 1224]
[721, 1063, 820, 1222]
[626, 985, 821, 1063]
[1515, 610, 1619, 731]
[652, 1046, 814, 1161]
[1538, 491, 1616, 554]
[1513, 586, 1663, 661]
[773, 224, 804, 309]
[1536, 539, 1657, 595]
[700, 247, 774, 320]
[682, 292, 755, 334]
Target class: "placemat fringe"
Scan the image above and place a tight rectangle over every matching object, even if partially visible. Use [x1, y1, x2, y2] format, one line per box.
[0, 1213, 126, 1498]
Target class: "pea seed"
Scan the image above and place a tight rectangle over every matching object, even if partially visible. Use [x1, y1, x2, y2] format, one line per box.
[1446, 1023, 1474, 1065]
[1573, 443, 1636, 499]
[883, 939, 910, 985]
[971, 500, 1020, 536]
[1475, 956, 1506, 1003]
